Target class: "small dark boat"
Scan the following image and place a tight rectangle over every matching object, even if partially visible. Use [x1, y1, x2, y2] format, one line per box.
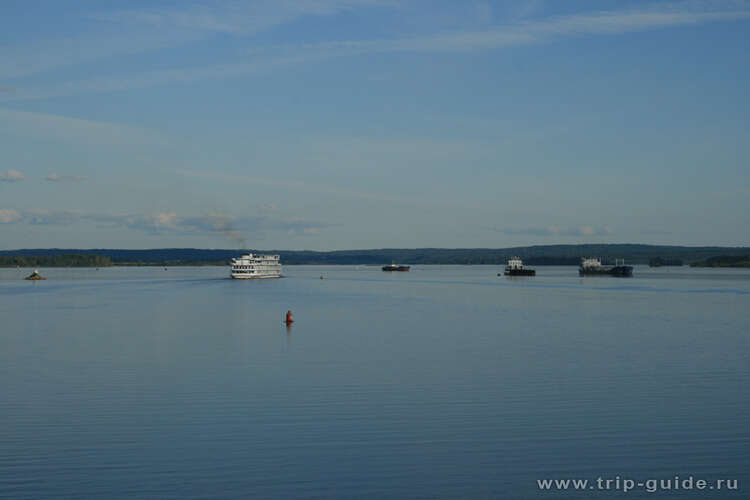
[500, 257, 535, 276]
[382, 264, 410, 272]
[25, 269, 46, 280]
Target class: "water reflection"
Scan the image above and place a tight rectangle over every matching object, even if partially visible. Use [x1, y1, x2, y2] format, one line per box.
[285, 322, 293, 345]
[504, 276, 534, 282]
[1, 265, 749, 499]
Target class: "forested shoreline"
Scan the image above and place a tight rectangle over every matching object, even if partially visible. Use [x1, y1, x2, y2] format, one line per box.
[2, 244, 750, 267]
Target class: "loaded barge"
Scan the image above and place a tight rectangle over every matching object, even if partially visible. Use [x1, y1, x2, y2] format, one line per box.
[579, 258, 633, 277]
[382, 264, 410, 272]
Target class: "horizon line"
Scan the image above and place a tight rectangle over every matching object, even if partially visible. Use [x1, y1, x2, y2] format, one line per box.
[2, 243, 750, 253]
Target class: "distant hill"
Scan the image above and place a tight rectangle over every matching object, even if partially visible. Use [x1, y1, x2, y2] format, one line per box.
[2, 244, 750, 266]
[0, 254, 112, 268]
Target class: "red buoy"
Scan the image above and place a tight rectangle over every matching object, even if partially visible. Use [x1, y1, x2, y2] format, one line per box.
[285, 310, 294, 324]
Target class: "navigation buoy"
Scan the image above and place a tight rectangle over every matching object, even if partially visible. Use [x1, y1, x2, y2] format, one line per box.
[285, 310, 294, 324]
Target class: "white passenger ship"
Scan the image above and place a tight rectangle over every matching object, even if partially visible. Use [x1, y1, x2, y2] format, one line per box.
[230, 253, 282, 279]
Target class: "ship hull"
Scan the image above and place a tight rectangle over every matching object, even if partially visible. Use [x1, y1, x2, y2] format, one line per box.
[610, 265, 633, 277]
[502, 269, 535, 276]
[382, 265, 410, 271]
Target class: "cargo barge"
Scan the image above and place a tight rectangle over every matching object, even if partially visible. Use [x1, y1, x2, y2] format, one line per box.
[382, 264, 410, 271]
[579, 257, 633, 277]
[500, 257, 535, 276]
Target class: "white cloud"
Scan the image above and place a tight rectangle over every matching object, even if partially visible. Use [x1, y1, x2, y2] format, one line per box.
[46, 174, 87, 182]
[151, 212, 179, 228]
[0, 170, 24, 182]
[0, 209, 22, 223]
[0, 208, 327, 245]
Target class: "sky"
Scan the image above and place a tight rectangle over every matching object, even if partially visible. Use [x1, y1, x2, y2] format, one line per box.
[1, 0, 749, 250]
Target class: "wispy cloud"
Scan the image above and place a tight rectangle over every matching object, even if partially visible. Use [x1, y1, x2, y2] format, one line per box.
[0, 208, 328, 245]
[174, 167, 434, 205]
[502, 225, 614, 237]
[0, 0, 390, 81]
[0, 209, 22, 223]
[2, 1, 748, 102]
[22, 209, 85, 225]
[0, 29, 201, 81]
[640, 229, 674, 236]
[96, 211, 330, 246]
[0, 170, 24, 182]
[276, 1, 750, 54]
[46, 174, 87, 182]
[0, 108, 168, 147]
[92, 0, 391, 35]
[0, 54, 327, 102]
[172, 162, 484, 211]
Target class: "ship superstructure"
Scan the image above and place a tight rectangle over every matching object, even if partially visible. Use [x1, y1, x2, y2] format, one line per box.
[231, 253, 282, 279]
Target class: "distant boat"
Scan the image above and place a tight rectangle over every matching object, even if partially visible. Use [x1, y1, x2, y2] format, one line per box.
[25, 269, 46, 280]
[579, 257, 633, 277]
[501, 257, 535, 276]
[382, 264, 410, 272]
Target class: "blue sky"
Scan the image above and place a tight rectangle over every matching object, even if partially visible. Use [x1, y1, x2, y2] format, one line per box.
[1, 0, 749, 250]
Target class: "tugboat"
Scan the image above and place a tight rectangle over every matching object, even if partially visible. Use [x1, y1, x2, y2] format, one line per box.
[579, 257, 633, 277]
[500, 257, 535, 276]
[24, 269, 46, 280]
[382, 263, 410, 271]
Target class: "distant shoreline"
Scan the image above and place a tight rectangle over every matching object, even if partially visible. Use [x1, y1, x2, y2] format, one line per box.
[690, 256, 750, 268]
[2, 244, 750, 267]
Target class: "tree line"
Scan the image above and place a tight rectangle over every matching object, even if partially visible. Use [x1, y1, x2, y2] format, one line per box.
[2, 245, 750, 266]
[0, 254, 112, 267]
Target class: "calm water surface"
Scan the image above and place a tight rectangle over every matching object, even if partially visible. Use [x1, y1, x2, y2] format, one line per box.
[1, 265, 749, 499]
